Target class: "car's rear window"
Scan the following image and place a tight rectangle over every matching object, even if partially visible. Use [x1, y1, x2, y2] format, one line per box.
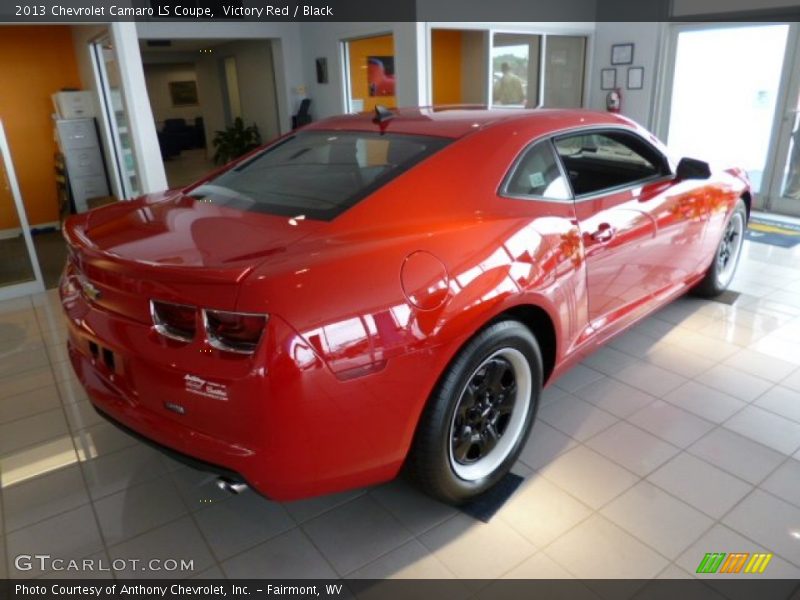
[189, 131, 450, 221]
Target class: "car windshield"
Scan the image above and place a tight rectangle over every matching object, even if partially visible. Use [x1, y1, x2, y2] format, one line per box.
[189, 131, 450, 221]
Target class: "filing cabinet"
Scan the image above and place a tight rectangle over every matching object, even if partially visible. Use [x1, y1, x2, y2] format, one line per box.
[55, 118, 110, 213]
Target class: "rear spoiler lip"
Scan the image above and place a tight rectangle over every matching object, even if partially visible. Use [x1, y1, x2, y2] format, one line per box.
[62, 212, 256, 286]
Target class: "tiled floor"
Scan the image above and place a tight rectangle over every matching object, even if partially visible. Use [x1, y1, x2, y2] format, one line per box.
[163, 148, 216, 189]
[2, 235, 800, 581]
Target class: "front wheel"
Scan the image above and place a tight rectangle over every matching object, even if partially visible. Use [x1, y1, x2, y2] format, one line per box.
[406, 320, 542, 505]
[693, 198, 747, 298]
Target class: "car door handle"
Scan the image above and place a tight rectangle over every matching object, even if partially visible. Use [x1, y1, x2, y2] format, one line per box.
[591, 223, 616, 243]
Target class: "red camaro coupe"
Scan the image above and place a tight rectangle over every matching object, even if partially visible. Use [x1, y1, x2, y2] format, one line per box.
[60, 107, 750, 504]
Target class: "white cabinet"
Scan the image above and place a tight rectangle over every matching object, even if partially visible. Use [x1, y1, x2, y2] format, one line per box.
[56, 118, 110, 213]
[53, 91, 95, 119]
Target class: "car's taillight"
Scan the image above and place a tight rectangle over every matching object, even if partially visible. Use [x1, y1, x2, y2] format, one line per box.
[203, 309, 267, 354]
[150, 300, 197, 342]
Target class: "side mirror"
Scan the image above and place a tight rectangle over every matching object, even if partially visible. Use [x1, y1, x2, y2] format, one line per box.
[675, 157, 711, 180]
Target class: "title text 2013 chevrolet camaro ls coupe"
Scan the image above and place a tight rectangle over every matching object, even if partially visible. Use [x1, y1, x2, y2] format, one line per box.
[60, 107, 749, 504]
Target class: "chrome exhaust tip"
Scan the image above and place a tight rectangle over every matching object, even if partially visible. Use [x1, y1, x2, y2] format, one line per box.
[216, 476, 248, 494]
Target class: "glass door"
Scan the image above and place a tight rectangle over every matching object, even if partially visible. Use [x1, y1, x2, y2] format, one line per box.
[92, 34, 140, 199]
[0, 119, 44, 300]
[773, 94, 800, 211]
[762, 24, 800, 216]
[662, 24, 790, 197]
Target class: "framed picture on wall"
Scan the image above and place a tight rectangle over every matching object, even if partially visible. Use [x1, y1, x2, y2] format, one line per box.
[169, 81, 199, 106]
[627, 66, 644, 90]
[611, 43, 634, 65]
[367, 56, 396, 97]
[601, 68, 617, 91]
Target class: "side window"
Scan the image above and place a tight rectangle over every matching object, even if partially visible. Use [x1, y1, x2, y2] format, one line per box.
[554, 131, 668, 196]
[505, 141, 571, 200]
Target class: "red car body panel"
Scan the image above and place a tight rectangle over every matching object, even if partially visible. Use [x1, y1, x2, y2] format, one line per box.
[60, 108, 748, 500]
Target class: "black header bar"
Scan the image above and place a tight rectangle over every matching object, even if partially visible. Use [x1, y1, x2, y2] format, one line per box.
[1, 0, 416, 23]
[2, 0, 800, 22]
[2, 579, 800, 600]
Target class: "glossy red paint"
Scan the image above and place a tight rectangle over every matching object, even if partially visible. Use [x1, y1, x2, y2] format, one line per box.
[60, 108, 748, 500]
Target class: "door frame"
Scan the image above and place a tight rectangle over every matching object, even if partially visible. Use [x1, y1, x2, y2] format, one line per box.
[339, 31, 396, 114]
[0, 119, 45, 301]
[761, 23, 800, 215]
[91, 33, 134, 200]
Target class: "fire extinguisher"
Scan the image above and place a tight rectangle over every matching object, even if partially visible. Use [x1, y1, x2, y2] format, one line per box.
[606, 88, 622, 113]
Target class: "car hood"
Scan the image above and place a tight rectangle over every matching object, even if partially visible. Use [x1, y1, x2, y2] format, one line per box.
[74, 194, 324, 276]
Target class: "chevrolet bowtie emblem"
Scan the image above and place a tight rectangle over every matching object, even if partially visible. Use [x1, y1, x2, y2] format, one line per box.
[80, 279, 102, 301]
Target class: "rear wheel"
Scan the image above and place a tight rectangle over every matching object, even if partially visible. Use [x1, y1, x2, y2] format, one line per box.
[693, 198, 747, 297]
[407, 320, 542, 505]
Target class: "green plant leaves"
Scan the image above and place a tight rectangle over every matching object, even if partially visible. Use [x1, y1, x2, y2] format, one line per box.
[212, 117, 262, 165]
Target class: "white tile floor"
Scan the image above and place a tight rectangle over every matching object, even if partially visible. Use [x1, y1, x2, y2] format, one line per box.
[2, 236, 800, 581]
[163, 148, 216, 189]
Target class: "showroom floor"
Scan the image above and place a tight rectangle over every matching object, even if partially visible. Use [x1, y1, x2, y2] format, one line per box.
[164, 148, 216, 189]
[1, 233, 800, 582]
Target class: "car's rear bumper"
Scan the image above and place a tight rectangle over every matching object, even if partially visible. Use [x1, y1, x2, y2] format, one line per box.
[92, 401, 246, 485]
[60, 265, 437, 501]
[66, 335, 271, 489]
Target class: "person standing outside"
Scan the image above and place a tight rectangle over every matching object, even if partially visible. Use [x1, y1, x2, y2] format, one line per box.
[493, 62, 525, 106]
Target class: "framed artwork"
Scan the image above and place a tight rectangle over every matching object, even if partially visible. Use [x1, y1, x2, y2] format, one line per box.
[168, 81, 198, 106]
[627, 66, 644, 90]
[367, 56, 396, 97]
[601, 68, 617, 91]
[315, 57, 328, 84]
[611, 43, 634, 65]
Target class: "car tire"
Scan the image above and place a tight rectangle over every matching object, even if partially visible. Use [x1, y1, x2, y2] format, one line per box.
[692, 197, 748, 298]
[406, 319, 543, 505]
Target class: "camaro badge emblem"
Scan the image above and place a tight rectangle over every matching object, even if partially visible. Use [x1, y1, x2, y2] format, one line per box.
[184, 374, 229, 401]
[80, 279, 102, 300]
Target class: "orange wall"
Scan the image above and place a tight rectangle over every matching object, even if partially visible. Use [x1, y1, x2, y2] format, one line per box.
[347, 35, 396, 112]
[432, 29, 463, 105]
[0, 26, 81, 229]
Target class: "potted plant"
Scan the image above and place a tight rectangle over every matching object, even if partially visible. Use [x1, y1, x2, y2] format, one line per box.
[212, 118, 262, 165]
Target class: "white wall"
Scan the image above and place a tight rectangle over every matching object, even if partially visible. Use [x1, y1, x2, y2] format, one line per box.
[143, 63, 202, 126]
[194, 56, 225, 156]
[137, 22, 305, 135]
[299, 22, 423, 119]
[588, 22, 664, 129]
[227, 41, 280, 141]
[195, 40, 280, 154]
